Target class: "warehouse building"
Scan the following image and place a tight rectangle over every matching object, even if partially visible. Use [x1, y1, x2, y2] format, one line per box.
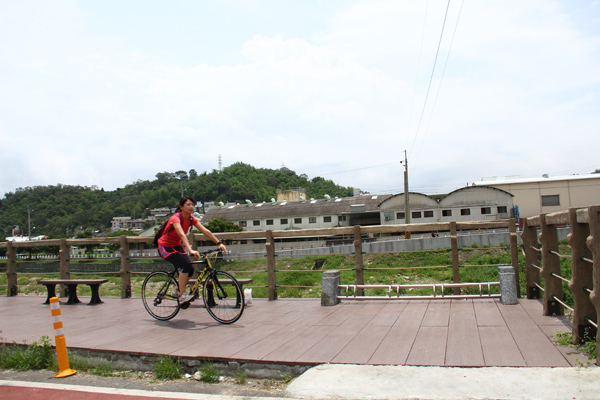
[472, 173, 600, 219]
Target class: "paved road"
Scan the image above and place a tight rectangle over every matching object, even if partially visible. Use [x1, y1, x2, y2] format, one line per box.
[0, 380, 289, 400]
[3, 364, 600, 400]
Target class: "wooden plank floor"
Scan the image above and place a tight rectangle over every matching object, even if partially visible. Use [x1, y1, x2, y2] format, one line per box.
[0, 295, 586, 367]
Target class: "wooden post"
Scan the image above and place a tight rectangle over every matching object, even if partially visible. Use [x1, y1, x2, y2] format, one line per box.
[189, 231, 198, 251]
[59, 239, 70, 297]
[568, 208, 595, 344]
[6, 241, 17, 296]
[521, 219, 541, 299]
[586, 205, 600, 364]
[450, 221, 460, 295]
[120, 236, 131, 298]
[266, 230, 277, 300]
[508, 218, 521, 298]
[539, 214, 563, 316]
[354, 225, 364, 297]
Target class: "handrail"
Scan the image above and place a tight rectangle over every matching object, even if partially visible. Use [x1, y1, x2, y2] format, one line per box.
[521, 205, 599, 364]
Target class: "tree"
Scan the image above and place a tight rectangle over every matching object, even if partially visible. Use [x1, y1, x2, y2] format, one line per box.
[203, 218, 243, 233]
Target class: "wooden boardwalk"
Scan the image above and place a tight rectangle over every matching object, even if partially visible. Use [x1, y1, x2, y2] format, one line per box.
[0, 295, 585, 367]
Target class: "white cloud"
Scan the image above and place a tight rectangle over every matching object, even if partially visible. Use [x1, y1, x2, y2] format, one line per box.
[0, 0, 599, 198]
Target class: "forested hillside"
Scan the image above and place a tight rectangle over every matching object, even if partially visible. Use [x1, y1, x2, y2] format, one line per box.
[0, 162, 354, 238]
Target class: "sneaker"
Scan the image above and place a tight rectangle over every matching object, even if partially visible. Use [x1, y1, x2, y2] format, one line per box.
[178, 293, 194, 304]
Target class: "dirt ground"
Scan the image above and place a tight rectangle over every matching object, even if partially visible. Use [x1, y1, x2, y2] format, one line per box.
[0, 368, 291, 398]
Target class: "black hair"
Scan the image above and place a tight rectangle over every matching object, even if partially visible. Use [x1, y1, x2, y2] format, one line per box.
[176, 196, 196, 212]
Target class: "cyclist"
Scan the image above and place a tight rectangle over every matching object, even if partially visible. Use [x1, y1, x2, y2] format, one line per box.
[157, 196, 227, 304]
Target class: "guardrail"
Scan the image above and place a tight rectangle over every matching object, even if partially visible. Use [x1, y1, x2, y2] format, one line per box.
[521, 205, 599, 363]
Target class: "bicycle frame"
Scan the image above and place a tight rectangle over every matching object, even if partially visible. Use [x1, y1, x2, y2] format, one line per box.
[158, 251, 219, 302]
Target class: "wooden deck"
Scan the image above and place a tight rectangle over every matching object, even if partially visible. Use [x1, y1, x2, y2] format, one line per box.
[0, 295, 586, 367]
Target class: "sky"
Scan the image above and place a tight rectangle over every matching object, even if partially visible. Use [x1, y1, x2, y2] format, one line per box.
[1, 0, 599, 199]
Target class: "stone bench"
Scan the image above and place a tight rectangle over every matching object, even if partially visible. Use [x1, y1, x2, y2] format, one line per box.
[38, 279, 109, 305]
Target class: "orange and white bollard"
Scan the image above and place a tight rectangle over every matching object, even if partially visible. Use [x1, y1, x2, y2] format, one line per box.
[49, 297, 77, 378]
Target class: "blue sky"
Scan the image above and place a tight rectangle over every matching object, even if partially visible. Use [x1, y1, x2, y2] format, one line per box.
[1, 0, 599, 198]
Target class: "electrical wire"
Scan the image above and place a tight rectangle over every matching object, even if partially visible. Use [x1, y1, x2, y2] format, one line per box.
[408, 0, 452, 160]
[405, 0, 430, 147]
[413, 0, 465, 170]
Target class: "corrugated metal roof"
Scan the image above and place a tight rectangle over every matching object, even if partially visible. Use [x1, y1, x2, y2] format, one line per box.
[203, 194, 391, 220]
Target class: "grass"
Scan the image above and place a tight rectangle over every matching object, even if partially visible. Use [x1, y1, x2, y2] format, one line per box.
[199, 360, 222, 383]
[0, 244, 580, 308]
[0, 335, 123, 376]
[234, 368, 247, 384]
[0, 336, 54, 370]
[152, 355, 182, 380]
[554, 331, 597, 365]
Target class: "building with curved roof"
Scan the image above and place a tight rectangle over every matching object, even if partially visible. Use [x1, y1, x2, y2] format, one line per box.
[379, 186, 514, 225]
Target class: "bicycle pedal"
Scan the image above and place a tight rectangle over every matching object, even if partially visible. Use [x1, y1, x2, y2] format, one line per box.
[180, 302, 190, 309]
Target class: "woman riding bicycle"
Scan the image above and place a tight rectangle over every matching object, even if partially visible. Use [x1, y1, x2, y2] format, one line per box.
[157, 196, 227, 304]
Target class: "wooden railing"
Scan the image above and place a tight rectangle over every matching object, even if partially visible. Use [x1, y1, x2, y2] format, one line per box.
[2, 219, 520, 301]
[521, 205, 599, 363]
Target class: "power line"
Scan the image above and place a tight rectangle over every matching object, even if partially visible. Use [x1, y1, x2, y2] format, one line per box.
[405, 0, 430, 147]
[413, 0, 465, 170]
[408, 0, 452, 160]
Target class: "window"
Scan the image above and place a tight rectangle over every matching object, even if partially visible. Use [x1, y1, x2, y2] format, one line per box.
[461, 209, 471, 216]
[266, 220, 273, 225]
[280, 219, 288, 225]
[542, 195, 560, 207]
[396, 212, 405, 219]
[239, 221, 247, 227]
[324, 216, 332, 223]
[497, 206, 507, 214]
[481, 207, 491, 215]
[309, 217, 317, 223]
[442, 209, 452, 217]
[338, 215, 347, 222]
[253, 220, 260, 226]
[412, 211, 422, 219]
[294, 218, 302, 224]
[424, 210, 434, 218]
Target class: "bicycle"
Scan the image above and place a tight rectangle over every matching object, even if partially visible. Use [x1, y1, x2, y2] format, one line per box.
[141, 249, 244, 324]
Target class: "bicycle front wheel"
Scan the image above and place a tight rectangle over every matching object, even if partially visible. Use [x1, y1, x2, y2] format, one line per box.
[203, 271, 245, 324]
[142, 271, 180, 321]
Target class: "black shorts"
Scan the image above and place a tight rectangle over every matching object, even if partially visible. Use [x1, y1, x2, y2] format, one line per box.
[165, 251, 194, 276]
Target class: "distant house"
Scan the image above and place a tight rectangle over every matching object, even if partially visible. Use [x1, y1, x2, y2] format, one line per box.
[110, 217, 147, 232]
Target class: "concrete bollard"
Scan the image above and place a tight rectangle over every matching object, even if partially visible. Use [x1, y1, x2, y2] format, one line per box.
[321, 270, 341, 307]
[498, 266, 518, 305]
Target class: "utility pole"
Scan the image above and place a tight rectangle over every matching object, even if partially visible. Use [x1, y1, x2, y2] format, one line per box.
[27, 206, 32, 240]
[402, 150, 410, 224]
[401, 151, 411, 239]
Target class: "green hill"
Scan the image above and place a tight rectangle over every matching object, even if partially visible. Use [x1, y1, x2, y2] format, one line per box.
[0, 162, 354, 238]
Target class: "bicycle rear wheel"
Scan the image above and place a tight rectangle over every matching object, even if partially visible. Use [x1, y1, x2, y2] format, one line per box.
[142, 271, 180, 321]
[202, 271, 244, 324]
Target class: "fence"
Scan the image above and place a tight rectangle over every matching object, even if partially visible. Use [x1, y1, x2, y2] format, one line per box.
[521, 205, 599, 363]
[2, 219, 520, 299]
